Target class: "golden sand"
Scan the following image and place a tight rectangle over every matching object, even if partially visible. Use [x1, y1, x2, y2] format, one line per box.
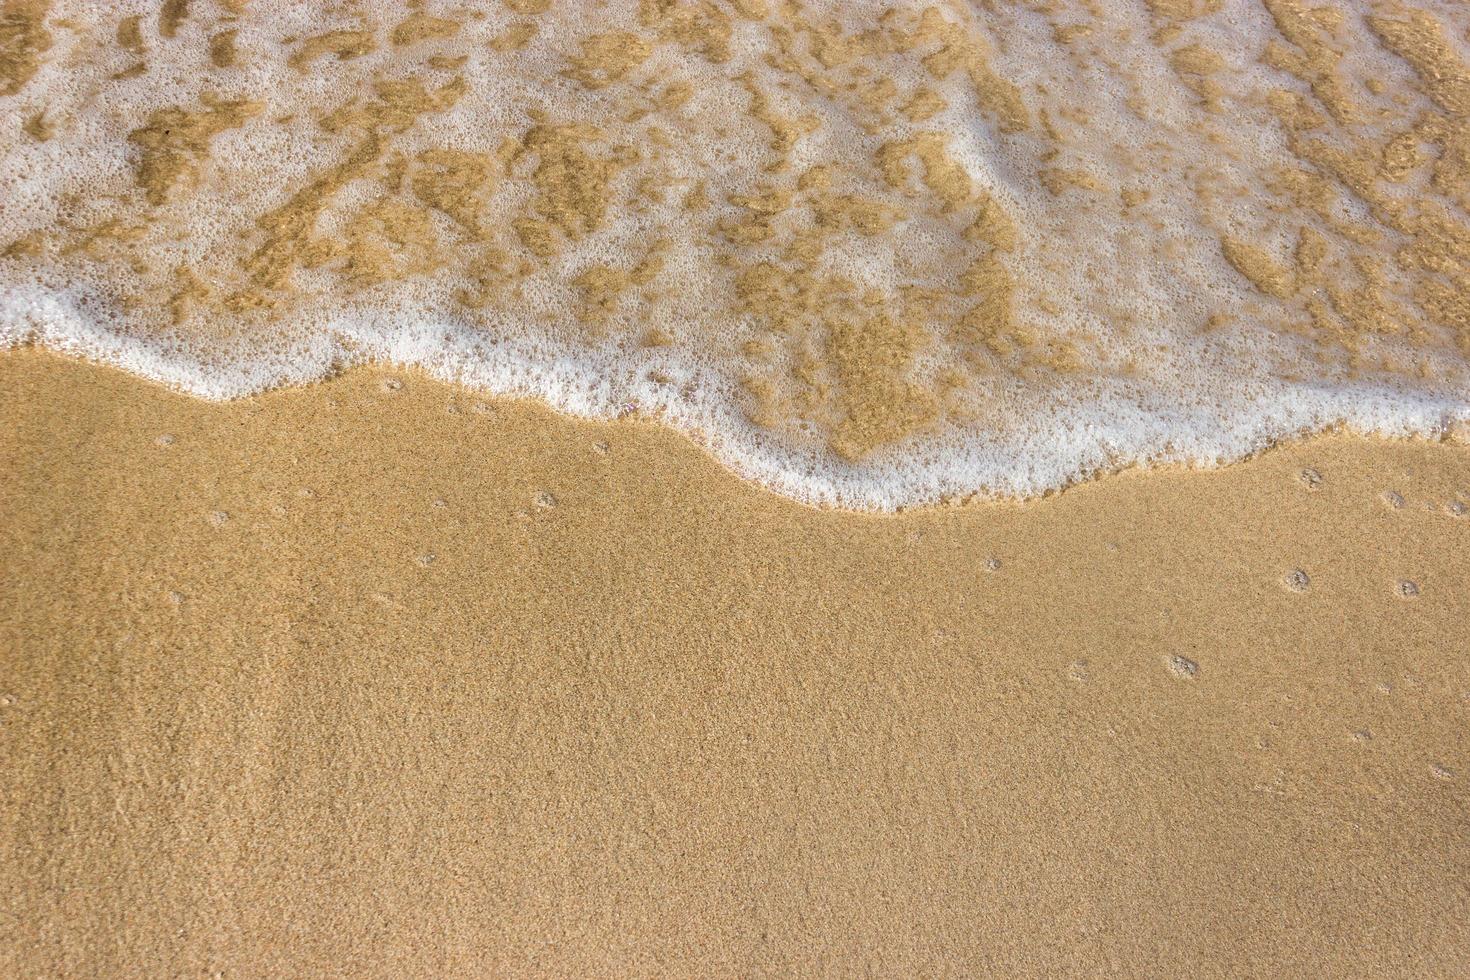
[2, 347, 1468, 976]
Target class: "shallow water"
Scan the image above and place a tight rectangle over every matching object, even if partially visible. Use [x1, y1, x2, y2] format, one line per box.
[2, 0, 1469, 507]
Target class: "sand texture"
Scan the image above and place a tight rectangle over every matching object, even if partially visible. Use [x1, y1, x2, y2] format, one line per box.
[2, 348, 1469, 977]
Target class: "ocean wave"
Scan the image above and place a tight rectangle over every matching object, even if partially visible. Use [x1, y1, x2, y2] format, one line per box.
[3, 0, 1469, 508]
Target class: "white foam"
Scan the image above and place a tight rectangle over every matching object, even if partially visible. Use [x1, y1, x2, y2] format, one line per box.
[2, 1, 1469, 509]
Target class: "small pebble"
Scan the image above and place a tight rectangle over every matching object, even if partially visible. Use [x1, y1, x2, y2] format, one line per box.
[382, 378, 402, 391]
[1382, 490, 1405, 509]
[1397, 579, 1420, 599]
[592, 440, 611, 455]
[984, 557, 1002, 572]
[1430, 763, 1454, 780]
[432, 498, 447, 509]
[155, 434, 175, 447]
[534, 490, 558, 509]
[207, 510, 229, 526]
[416, 553, 437, 567]
[1298, 467, 1322, 490]
[1351, 729, 1373, 743]
[1283, 568, 1310, 593]
[1167, 654, 1199, 679]
[1448, 500, 1467, 517]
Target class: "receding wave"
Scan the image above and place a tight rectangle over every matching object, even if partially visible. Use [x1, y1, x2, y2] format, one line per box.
[2, 0, 1469, 507]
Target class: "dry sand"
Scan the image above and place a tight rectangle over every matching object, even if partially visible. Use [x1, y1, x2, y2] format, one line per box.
[2, 347, 1468, 977]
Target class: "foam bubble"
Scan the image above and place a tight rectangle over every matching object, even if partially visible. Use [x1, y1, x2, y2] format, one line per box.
[2, 1, 1470, 509]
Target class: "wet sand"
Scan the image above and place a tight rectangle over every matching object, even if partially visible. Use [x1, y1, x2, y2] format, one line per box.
[2, 347, 1468, 977]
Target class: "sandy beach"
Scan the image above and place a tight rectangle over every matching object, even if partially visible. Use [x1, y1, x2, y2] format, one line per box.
[3, 347, 1467, 976]
[8, 1, 1470, 975]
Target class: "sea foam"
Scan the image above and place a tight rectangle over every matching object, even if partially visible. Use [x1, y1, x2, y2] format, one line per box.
[2, 1, 1469, 509]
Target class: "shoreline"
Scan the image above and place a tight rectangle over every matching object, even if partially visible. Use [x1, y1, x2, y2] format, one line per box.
[4, 342, 1470, 513]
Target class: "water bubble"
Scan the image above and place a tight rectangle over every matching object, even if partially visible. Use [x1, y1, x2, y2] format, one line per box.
[381, 378, 402, 392]
[1448, 500, 1467, 517]
[155, 433, 175, 447]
